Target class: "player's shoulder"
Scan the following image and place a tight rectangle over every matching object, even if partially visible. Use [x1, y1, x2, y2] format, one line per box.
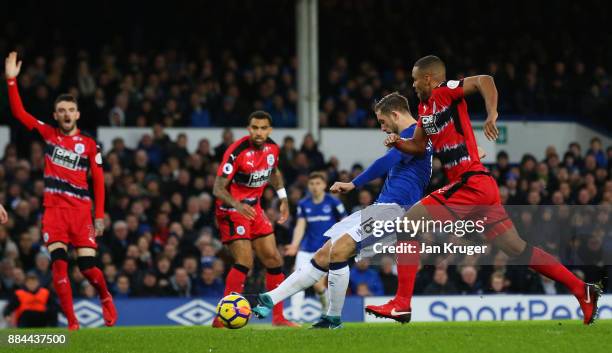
[79, 130, 100, 145]
[265, 137, 280, 153]
[324, 193, 342, 204]
[298, 196, 312, 206]
[432, 80, 464, 98]
[227, 136, 252, 157]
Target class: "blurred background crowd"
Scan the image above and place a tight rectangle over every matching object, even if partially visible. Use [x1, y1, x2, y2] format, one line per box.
[0, 127, 610, 299]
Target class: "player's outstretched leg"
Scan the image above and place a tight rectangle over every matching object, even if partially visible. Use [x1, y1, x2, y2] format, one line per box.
[494, 229, 603, 325]
[213, 240, 253, 328]
[317, 234, 356, 329]
[50, 247, 79, 330]
[253, 234, 299, 327]
[77, 252, 117, 326]
[253, 241, 331, 319]
[365, 240, 418, 323]
[365, 203, 431, 323]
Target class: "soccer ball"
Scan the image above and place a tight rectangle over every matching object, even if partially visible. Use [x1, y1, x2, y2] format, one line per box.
[216, 294, 252, 329]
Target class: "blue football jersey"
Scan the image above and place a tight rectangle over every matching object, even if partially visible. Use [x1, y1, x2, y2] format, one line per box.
[296, 194, 347, 252]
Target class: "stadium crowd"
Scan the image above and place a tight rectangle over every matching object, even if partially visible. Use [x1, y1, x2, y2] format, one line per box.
[0, 1, 610, 134]
[0, 125, 610, 300]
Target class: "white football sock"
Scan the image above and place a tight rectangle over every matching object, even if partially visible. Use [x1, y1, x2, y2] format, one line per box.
[327, 262, 350, 317]
[268, 260, 326, 305]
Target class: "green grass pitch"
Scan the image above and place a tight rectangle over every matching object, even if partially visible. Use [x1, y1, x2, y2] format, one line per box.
[3, 320, 612, 353]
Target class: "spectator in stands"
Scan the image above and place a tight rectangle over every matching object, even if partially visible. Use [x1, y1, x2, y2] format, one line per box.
[195, 265, 224, 298]
[170, 267, 193, 297]
[424, 268, 457, 295]
[378, 256, 398, 296]
[350, 259, 384, 296]
[456, 266, 483, 295]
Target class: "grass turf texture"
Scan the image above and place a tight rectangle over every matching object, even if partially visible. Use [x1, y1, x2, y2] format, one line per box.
[3, 320, 611, 353]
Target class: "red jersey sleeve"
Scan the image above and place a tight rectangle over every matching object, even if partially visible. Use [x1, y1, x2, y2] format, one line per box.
[6, 78, 55, 140]
[217, 143, 241, 180]
[437, 79, 465, 101]
[88, 140, 105, 219]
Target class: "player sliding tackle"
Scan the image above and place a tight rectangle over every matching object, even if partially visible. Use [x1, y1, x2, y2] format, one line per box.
[5, 52, 117, 330]
[366, 55, 602, 325]
[252, 93, 433, 328]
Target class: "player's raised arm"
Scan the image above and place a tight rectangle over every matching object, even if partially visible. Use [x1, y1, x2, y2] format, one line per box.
[4, 52, 45, 132]
[385, 125, 428, 156]
[89, 144, 106, 236]
[462, 75, 499, 141]
[270, 167, 289, 224]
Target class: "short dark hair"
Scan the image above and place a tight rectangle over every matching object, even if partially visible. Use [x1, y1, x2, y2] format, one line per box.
[414, 55, 445, 71]
[374, 92, 411, 116]
[308, 171, 327, 183]
[54, 94, 78, 109]
[248, 110, 273, 125]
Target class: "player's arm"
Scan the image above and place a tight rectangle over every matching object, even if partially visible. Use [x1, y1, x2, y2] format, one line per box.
[269, 167, 289, 224]
[462, 75, 499, 141]
[89, 145, 106, 236]
[385, 125, 429, 156]
[212, 176, 255, 220]
[4, 52, 49, 133]
[285, 217, 306, 256]
[331, 146, 406, 193]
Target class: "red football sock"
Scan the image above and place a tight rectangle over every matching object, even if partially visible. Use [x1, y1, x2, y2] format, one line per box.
[396, 240, 419, 306]
[82, 267, 111, 300]
[266, 270, 285, 320]
[529, 247, 584, 297]
[223, 265, 248, 296]
[52, 259, 77, 324]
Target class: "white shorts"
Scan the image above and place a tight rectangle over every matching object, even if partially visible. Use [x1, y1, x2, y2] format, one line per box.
[323, 203, 406, 244]
[295, 250, 314, 270]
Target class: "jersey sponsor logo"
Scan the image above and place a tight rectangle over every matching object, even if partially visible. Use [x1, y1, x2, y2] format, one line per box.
[306, 215, 332, 222]
[246, 168, 273, 187]
[51, 146, 81, 170]
[447, 80, 460, 89]
[267, 154, 275, 166]
[222, 163, 234, 175]
[421, 115, 439, 135]
[236, 226, 246, 235]
[75, 143, 85, 154]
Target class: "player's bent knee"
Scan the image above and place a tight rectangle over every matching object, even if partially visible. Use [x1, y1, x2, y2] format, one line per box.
[47, 242, 68, 253]
[50, 248, 68, 264]
[77, 256, 97, 271]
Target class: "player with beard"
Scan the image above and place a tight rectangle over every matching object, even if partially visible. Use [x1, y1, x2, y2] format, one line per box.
[5, 52, 117, 330]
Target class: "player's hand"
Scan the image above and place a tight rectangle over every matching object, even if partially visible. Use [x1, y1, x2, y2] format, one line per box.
[236, 203, 256, 220]
[94, 218, 105, 236]
[477, 146, 487, 159]
[384, 133, 401, 147]
[5, 52, 22, 79]
[278, 199, 289, 224]
[0, 205, 8, 224]
[483, 112, 499, 141]
[284, 243, 299, 257]
[330, 181, 355, 194]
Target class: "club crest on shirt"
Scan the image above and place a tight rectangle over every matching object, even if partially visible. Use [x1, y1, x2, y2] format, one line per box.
[75, 143, 85, 154]
[267, 154, 275, 166]
[323, 205, 332, 213]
